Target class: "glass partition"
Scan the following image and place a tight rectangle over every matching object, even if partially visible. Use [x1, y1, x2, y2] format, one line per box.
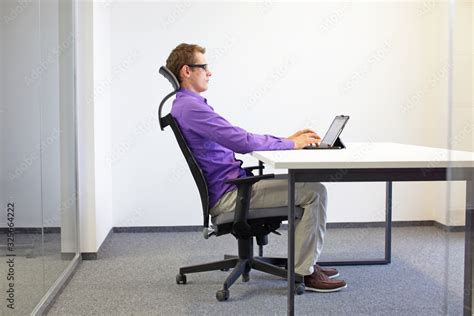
[0, 0, 79, 314]
[0, 1, 45, 313]
[447, 1, 473, 314]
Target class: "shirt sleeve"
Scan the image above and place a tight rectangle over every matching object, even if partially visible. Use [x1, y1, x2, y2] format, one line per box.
[181, 100, 294, 154]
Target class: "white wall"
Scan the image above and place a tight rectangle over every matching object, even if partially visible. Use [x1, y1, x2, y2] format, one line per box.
[76, 0, 115, 252]
[76, 0, 96, 252]
[106, 1, 472, 229]
[0, 0, 61, 228]
[93, 1, 114, 250]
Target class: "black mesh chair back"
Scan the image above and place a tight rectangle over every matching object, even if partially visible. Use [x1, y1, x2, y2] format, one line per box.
[158, 66, 210, 230]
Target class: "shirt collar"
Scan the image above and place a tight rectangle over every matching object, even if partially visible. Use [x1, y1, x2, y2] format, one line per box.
[177, 87, 207, 103]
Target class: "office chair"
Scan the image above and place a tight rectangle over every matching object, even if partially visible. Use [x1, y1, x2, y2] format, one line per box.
[158, 66, 305, 301]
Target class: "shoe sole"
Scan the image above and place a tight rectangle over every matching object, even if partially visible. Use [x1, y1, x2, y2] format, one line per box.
[305, 284, 347, 293]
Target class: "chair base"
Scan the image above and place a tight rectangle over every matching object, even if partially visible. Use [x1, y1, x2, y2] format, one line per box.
[225, 254, 288, 268]
[177, 244, 304, 301]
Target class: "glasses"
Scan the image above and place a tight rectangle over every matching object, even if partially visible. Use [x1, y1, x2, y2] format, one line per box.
[187, 64, 208, 71]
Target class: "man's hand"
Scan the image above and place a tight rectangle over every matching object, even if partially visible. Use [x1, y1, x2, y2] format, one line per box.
[286, 129, 321, 149]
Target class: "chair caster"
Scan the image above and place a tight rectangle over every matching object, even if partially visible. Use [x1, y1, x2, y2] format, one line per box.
[295, 283, 305, 295]
[242, 273, 250, 282]
[216, 289, 229, 301]
[176, 273, 187, 284]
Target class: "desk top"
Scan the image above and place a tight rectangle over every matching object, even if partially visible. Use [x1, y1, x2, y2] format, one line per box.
[250, 142, 474, 169]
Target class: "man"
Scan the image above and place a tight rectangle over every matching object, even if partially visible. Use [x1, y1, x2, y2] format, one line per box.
[166, 43, 347, 292]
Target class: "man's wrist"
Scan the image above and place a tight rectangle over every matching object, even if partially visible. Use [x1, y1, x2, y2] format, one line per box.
[282, 138, 295, 150]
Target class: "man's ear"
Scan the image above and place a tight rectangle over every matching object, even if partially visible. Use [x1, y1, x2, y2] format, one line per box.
[179, 65, 190, 81]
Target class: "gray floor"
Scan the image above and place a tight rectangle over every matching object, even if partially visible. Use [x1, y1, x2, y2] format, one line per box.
[47, 226, 464, 315]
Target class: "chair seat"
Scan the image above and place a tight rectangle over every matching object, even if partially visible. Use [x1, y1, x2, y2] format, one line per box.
[212, 206, 304, 225]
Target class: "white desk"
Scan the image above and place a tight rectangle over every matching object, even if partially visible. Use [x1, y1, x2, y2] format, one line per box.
[251, 142, 474, 316]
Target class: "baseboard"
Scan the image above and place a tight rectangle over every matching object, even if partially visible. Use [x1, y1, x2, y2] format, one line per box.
[81, 227, 114, 260]
[81, 252, 98, 260]
[5, 221, 462, 238]
[61, 252, 77, 260]
[0, 227, 61, 234]
[433, 221, 465, 232]
[113, 226, 202, 233]
[283, 220, 464, 230]
[326, 220, 436, 229]
[81, 220, 464, 260]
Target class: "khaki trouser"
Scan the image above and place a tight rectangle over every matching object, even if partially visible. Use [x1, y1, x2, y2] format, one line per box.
[210, 179, 327, 276]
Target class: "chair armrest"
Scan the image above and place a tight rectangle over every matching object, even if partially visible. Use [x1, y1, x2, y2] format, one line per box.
[224, 174, 274, 236]
[225, 173, 274, 185]
[238, 159, 265, 176]
[243, 164, 265, 175]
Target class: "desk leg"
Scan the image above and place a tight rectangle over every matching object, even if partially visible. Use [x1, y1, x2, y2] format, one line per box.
[288, 170, 295, 316]
[385, 181, 392, 263]
[318, 181, 392, 266]
[464, 179, 473, 316]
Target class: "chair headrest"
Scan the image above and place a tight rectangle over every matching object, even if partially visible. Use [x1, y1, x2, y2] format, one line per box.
[159, 66, 180, 91]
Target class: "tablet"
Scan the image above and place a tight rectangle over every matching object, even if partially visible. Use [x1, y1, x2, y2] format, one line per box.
[320, 115, 350, 147]
[303, 115, 350, 149]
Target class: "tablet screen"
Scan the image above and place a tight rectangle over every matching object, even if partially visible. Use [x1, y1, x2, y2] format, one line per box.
[321, 115, 350, 146]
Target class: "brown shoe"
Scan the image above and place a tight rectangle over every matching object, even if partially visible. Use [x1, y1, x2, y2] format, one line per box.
[314, 264, 339, 279]
[304, 266, 347, 293]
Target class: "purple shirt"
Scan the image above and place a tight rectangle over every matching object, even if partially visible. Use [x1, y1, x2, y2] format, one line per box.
[171, 88, 294, 209]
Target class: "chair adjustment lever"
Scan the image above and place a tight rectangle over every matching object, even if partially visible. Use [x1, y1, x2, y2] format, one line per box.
[271, 230, 281, 236]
